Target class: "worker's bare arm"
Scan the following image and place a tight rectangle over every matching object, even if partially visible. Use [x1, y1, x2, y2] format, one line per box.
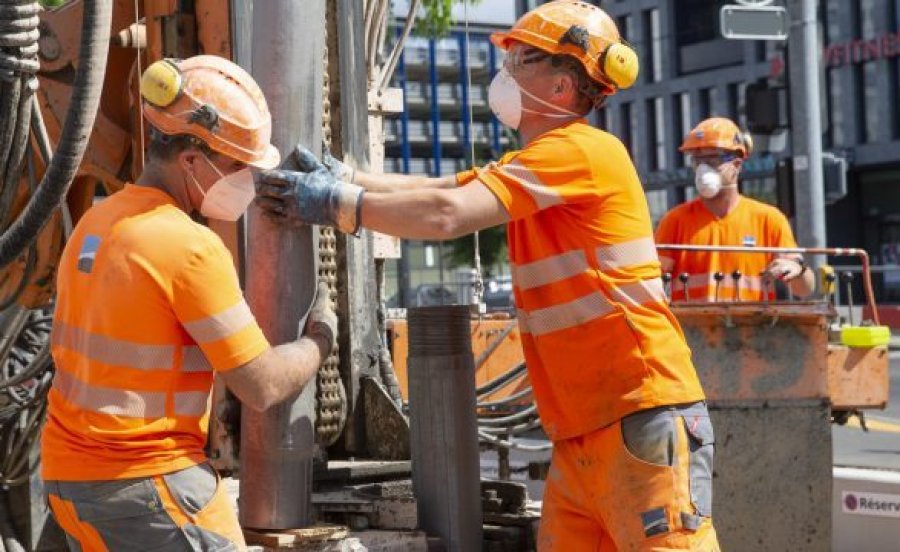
[220, 336, 328, 412]
[765, 256, 816, 298]
[360, 180, 509, 240]
[353, 171, 458, 193]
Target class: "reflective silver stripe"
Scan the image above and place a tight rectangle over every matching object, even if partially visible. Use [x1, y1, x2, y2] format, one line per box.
[174, 391, 211, 417]
[613, 278, 667, 307]
[496, 161, 563, 210]
[53, 369, 211, 419]
[52, 322, 174, 371]
[512, 250, 588, 290]
[182, 300, 256, 344]
[596, 237, 659, 270]
[183, 346, 213, 373]
[523, 291, 614, 337]
[53, 369, 167, 418]
[516, 308, 530, 334]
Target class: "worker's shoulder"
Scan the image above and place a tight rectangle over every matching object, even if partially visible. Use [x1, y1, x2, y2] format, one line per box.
[112, 205, 227, 263]
[529, 121, 626, 156]
[741, 196, 790, 223]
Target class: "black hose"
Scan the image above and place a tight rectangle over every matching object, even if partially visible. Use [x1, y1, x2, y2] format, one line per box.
[477, 385, 532, 410]
[478, 404, 538, 427]
[0, 0, 113, 269]
[476, 362, 527, 397]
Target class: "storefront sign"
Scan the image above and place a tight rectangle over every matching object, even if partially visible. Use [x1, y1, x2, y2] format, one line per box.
[841, 491, 900, 518]
[823, 32, 900, 67]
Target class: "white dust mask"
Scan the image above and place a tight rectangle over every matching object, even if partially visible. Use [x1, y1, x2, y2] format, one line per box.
[190, 155, 255, 221]
[488, 68, 581, 130]
[695, 163, 724, 199]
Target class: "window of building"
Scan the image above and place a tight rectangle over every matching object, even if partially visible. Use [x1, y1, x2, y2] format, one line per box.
[892, 0, 900, 139]
[674, 0, 742, 74]
[645, 189, 669, 226]
[673, 92, 692, 167]
[646, 97, 667, 171]
[698, 87, 717, 119]
[620, 102, 634, 159]
[617, 14, 634, 43]
[643, 8, 662, 82]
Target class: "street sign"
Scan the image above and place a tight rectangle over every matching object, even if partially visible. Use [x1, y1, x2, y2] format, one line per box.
[720, 5, 790, 41]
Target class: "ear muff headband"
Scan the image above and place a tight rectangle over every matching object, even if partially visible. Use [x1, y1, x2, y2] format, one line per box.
[601, 42, 639, 90]
[140, 59, 184, 108]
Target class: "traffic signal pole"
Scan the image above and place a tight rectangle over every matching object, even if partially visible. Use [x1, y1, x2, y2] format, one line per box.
[787, 0, 827, 266]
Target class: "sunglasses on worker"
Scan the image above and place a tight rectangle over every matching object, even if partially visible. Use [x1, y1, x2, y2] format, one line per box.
[689, 153, 738, 168]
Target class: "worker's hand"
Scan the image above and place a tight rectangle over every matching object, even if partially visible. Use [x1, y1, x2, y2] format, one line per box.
[256, 146, 364, 234]
[763, 257, 804, 282]
[322, 149, 355, 183]
[303, 281, 338, 357]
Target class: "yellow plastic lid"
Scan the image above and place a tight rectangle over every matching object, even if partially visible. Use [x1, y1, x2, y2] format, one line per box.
[840, 326, 891, 348]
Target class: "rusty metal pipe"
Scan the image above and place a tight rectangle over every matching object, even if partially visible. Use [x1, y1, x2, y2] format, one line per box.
[656, 244, 880, 325]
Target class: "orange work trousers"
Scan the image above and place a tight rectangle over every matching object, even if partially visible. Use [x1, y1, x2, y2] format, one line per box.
[538, 402, 720, 551]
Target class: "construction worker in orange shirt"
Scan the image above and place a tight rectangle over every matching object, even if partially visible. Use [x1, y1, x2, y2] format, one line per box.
[256, 2, 719, 550]
[41, 56, 336, 551]
[656, 117, 816, 302]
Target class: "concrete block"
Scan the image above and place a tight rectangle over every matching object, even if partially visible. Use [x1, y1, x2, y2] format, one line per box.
[710, 402, 832, 551]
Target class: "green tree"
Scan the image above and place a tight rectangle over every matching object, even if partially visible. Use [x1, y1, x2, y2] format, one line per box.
[417, 0, 484, 38]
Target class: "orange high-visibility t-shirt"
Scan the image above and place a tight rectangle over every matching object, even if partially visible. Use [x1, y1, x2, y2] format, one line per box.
[42, 184, 269, 481]
[458, 119, 705, 441]
[655, 197, 799, 302]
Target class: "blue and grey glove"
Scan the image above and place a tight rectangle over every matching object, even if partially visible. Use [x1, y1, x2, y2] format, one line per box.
[256, 145, 364, 234]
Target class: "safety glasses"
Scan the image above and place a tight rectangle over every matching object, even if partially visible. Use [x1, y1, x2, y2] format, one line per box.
[502, 46, 551, 78]
[689, 153, 738, 168]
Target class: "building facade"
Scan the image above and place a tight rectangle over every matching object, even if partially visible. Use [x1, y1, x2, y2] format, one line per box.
[602, 0, 900, 302]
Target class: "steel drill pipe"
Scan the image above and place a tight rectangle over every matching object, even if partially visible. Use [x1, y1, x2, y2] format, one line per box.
[408, 306, 483, 552]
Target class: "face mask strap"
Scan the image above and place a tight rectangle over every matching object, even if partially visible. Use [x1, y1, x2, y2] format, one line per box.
[517, 83, 581, 118]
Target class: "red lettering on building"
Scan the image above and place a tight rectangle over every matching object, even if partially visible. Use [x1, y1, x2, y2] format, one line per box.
[825, 31, 900, 67]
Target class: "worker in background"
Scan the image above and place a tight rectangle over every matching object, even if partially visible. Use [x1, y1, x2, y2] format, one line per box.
[656, 117, 816, 302]
[41, 56, 335, 551]
[257, 3, 718, 550]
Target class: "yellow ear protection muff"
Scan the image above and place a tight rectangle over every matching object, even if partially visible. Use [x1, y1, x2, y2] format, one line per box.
[140, 59, 183, 107]
[602, 42, 639, 90]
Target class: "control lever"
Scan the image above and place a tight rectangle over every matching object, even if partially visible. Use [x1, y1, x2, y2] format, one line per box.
[713, 272, 724, 303]
[662, 272, 672, 302]
[731, 270, 742, 302]
[679, 272, 690, 302]
[841, 271, 855, 325]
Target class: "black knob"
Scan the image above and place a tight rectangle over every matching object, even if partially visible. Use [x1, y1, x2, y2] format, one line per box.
[825, 272, 837, 283]
[731, 270, 742, 281]
[841, 271, 854, 283]
[662, 272, 672, 283]
[679, 272, 690, 283]
[714, 272, 725, 282]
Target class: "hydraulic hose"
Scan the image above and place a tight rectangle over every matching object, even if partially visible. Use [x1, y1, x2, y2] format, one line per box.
[0, 0, 113, 269]
[476, 362, 527, 397]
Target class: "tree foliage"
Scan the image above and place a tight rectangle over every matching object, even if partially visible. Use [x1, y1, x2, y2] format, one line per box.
[417, 0, 484, 38]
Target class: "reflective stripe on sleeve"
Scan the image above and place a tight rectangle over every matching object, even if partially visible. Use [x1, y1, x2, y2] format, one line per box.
[495, 161, 563, 210]
[181, 300, 256, 344]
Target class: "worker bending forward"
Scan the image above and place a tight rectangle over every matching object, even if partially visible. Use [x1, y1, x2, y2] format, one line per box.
[656, 117, 815, 302]
[256, 3, 719, 550]
[41, 56, 335, 551]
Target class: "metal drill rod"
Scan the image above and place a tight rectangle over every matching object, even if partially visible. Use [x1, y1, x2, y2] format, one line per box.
[731, 270, 742, 302]
[713, 272, 724, 303]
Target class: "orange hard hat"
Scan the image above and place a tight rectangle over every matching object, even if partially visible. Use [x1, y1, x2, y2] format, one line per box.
[679, 117, 754, 159]
[490, 0, 639, 95]
[140, 55, 280, 170]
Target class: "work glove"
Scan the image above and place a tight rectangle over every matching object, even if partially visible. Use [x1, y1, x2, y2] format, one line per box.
[291, 145, 355, 182]
[763, 257, 804, 282]
[256, 145, 364, 234]
[303, 281, 338, 357]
